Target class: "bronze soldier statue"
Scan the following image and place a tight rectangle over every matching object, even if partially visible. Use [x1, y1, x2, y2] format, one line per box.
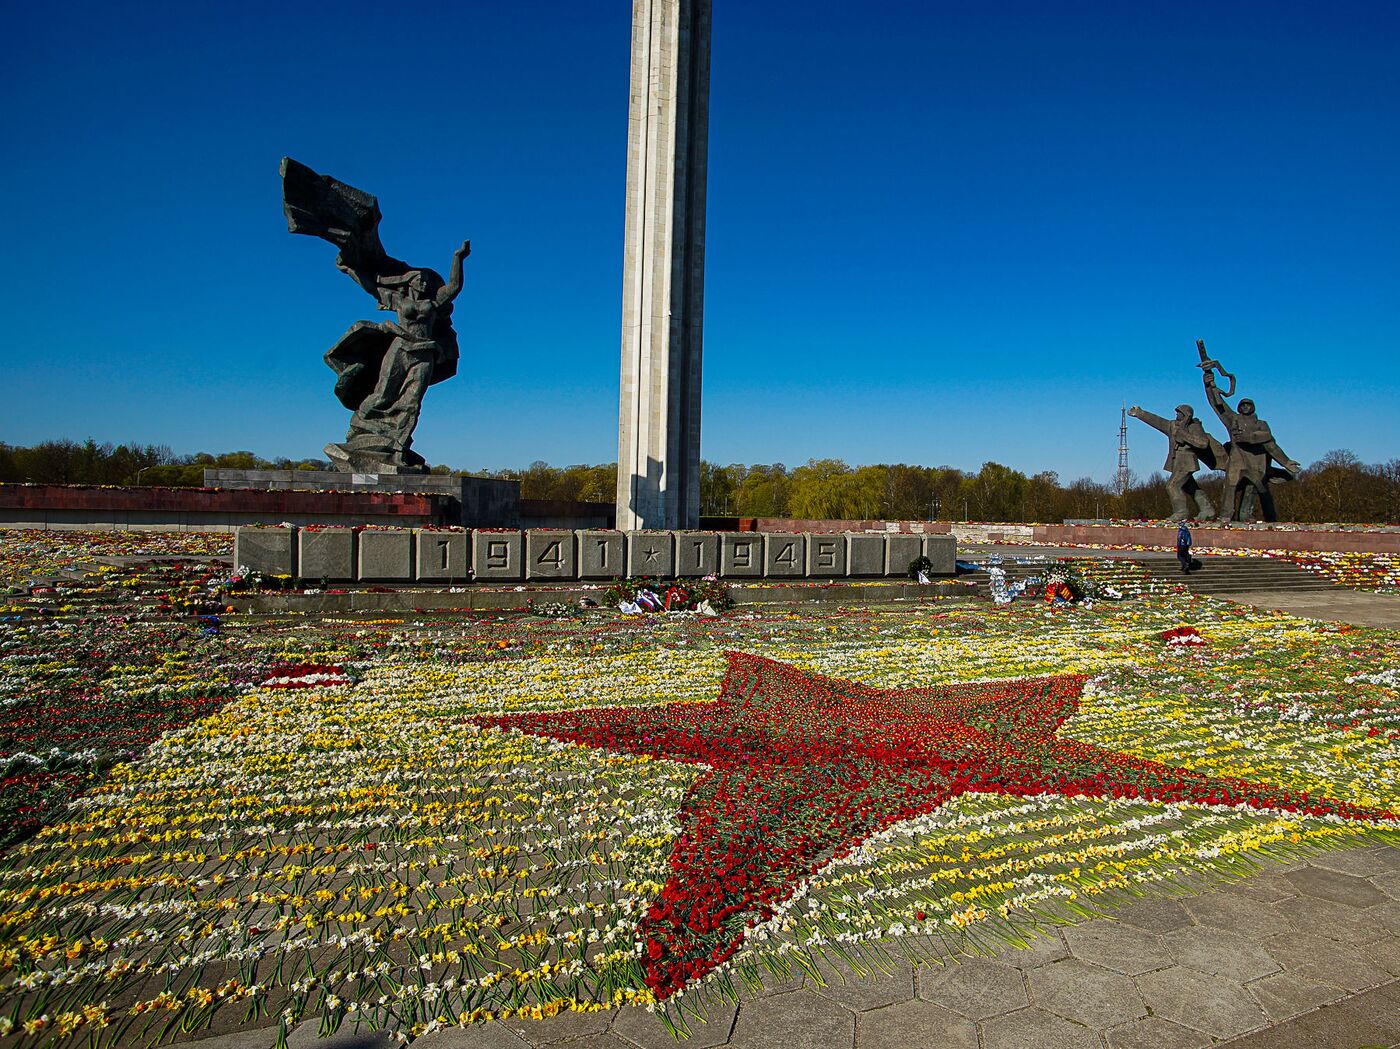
[1127, 403, 1224, 521]
[1197, 341, 1301, 523]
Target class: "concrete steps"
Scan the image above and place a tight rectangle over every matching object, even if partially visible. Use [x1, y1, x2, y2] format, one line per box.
[960, 555, 1338, 598]
[1142, 555, 1339, 595]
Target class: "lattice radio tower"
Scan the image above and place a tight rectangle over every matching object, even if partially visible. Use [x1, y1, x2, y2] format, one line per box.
[1115, 403, 1131, 495]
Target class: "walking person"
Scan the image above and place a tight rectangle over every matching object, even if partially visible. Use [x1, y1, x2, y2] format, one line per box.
[1176, 522, 1194, 574]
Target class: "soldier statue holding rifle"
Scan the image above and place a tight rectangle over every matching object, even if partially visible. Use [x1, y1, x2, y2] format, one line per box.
[1196, 340, 1301, 523]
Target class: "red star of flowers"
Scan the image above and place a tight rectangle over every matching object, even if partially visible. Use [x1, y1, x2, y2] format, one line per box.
[471, 652, 1395, 998]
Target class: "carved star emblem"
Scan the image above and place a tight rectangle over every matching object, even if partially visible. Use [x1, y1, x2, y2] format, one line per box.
[643, 547, 659, 562]
[472, 652, 1393, 998]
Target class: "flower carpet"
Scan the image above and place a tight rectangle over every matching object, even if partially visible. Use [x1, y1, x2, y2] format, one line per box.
[0, 530, 1396, 1046]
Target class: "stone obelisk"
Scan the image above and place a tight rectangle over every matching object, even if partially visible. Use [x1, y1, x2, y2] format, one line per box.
[616, 0, 711, 531]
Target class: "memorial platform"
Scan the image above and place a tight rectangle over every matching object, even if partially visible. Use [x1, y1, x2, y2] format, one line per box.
[232, 525, 956, 583]
[204, 469, 519, 527]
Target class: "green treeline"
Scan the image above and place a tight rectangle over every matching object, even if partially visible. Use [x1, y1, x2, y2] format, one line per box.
[1, 440, 1396, 524]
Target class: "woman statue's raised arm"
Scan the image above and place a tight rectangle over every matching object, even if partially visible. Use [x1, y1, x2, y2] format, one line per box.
[437, 240, 471, 306]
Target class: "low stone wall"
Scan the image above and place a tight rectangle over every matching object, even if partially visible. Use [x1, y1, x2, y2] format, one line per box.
[744, 519, 953, 535]
[0, 484, 452, 532]
[951, 521, 1400, 554]
[233, 527, 957, 583]
[204, 470, 519, 527]
[1036, 523, 1400, 554]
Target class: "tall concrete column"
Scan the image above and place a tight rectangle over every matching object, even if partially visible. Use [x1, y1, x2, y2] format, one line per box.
[616, 0, 711, 531]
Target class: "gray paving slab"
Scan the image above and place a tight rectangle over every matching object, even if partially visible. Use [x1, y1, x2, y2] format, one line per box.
[180, 1029, 281, 1049]
[915, 957, 1028, 1019]
[524, 1037, 631, 1049]
[1282, 864, 1390, 908]
[1244, 970, 1347, 1023]
[1216, 588, 1400, 628]
[1215, 869, 1299, 904]
[727, 990, 854, 1049]
[610, 1000, 737, 1049]
[1159, 925, 1281, 983]
[1112, 897, 1194, 935]
[998, 928, 1071, 968]
[1362, 934, 1400, 976]
[1271, 892, 1384, 945]
[1026, 957, 1146, 1028]
[1103, 1015, 1211, 1049]
[1181, 892, 1287, 940]
[1375, 870, 1400, 901]
[1306, 845, 1400, 878]
[853, 999, 977, 1049]
[1217, 980, 1400, 1048]
[1367, 898, 1400, 936]
[501, 1008, 615, 1046]
[811, 960, 916, 1011]
[1062, 919, 1173, 976]
[286, 1019, 396, 1048]
[979, 1006, 1102, 1049]
[1262, 930, 1393, 991]
[1134, 965, 1269, 1039]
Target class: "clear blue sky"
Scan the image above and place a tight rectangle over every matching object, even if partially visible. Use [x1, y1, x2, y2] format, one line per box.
[3, 1, 1396, 483]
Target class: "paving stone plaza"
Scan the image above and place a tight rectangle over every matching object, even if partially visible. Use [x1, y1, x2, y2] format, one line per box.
[402, 843, 1400, 1049]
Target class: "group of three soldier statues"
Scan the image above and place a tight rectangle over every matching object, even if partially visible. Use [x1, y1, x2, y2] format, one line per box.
[1129, 341, 1300, 523]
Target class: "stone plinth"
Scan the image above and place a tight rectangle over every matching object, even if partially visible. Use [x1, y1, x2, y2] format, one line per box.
[299, 528, 354, 581]
[764, 534, 805, 577]
[359, 529, 414, 582]
[806, 535, 847, 577]
[234, 526, 296, 577]
[415, 530, 468, 582]
[886, 535, 922, 577]
[848, 534, 886, 577]
[627, 531, 676, 577]
[472, 531, 524, 582]
[720, 533, 763, 577]
[675, 531, 719, 576]
[526, 530, 577, 581]
[923, 535, 957, 575]
[579, 531, 625, 579]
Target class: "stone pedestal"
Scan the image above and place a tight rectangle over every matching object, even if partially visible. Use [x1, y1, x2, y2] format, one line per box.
[720, 533, 763, 577]
[472, 531, 524, 581]
[359, 529, 414, 582]
[675, 531, 718, 576]
[616, 0, 712, 531]
[526, 530, 577, 581]
[416, 530, 469, 582]
[886, 535, 922, 577]
[627, 531, 676, 577]
[579, 531, 625, 579]
[763, 534, 804, 577]
[299, 528, 355, 581]
[806, 535, 847, 577]
[234, 526, 296, 577]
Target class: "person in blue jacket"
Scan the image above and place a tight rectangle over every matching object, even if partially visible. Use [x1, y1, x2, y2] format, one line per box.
[1176, 522, 1194, 574]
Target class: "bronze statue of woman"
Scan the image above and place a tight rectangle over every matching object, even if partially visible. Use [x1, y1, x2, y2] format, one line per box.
[280, 157, 469, 473]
